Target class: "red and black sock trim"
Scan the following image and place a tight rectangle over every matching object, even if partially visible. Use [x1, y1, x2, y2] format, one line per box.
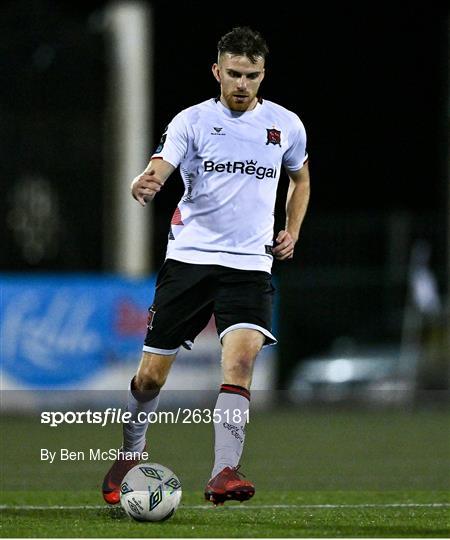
[220, 384, 250, 401]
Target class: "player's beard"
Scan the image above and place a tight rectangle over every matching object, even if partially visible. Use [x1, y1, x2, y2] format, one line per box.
[225, 92, 257, 112]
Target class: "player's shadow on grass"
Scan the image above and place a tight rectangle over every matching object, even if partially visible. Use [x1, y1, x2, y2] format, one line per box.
[103, 506, 127, 520]
[104, 506, 177, 525]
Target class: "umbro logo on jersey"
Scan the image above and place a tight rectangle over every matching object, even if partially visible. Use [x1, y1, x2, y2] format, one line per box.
[204, 160, 277, 180]
[211, 127, 226, 136]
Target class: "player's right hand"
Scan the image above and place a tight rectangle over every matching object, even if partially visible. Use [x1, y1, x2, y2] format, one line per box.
[131, 170, 164, 206]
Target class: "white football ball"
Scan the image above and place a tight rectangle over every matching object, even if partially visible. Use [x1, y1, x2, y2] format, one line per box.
[120, 462, 182, 522]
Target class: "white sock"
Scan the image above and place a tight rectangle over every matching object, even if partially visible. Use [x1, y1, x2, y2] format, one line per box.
[122, 377, 160, 453]
[211, 384, 250, 478]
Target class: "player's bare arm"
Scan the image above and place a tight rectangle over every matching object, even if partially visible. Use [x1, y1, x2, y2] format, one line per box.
[131, 159, 175, 207]
[273, 162, 310, 260]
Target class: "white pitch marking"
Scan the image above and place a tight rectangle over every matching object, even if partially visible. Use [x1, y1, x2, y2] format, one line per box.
[0, 503, 449, 510]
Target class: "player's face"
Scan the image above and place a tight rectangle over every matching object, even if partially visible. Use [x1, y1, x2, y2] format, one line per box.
[212, 53, 265, 112]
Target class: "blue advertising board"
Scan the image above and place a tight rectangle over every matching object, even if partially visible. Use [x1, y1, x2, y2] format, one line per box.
[0, 274, 156, 387]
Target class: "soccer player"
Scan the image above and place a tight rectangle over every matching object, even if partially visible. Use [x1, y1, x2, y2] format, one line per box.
[102, 26, 310, 505]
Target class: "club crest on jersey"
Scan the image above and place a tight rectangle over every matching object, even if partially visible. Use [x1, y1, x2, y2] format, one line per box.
[266, 128, 281, 147]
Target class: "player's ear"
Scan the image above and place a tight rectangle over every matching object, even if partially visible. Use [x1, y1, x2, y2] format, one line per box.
[212, 63, 221, 83]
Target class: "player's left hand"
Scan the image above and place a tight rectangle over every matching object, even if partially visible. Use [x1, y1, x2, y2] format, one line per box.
[273, 230, 296, 260]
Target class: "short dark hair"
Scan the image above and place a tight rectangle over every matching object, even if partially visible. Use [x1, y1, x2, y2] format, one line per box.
[217, 26, 269, 63]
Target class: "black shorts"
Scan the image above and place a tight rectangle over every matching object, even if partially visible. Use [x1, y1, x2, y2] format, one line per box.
[143, 259, 277, 355]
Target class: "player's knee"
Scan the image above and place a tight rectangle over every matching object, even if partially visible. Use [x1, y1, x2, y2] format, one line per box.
[228, 350, 257, 376]
[135, 364, 168, 391]
[240, 339, 262, 361]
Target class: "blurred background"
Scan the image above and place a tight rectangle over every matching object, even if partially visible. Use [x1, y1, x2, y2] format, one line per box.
[1, 0, 449, 409]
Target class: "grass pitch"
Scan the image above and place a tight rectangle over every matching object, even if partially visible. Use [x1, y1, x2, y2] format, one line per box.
[1, 407, 449, 537]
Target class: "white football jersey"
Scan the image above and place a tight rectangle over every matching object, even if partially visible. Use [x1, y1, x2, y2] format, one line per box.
[152, 98, 308, 273]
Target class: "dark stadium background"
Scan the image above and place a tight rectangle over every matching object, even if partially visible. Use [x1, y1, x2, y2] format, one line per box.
[1, 1, 448, 389]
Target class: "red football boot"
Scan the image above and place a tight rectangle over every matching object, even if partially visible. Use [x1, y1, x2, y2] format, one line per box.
[102, 447, 146, 505]
[204, 465, 255, 505]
